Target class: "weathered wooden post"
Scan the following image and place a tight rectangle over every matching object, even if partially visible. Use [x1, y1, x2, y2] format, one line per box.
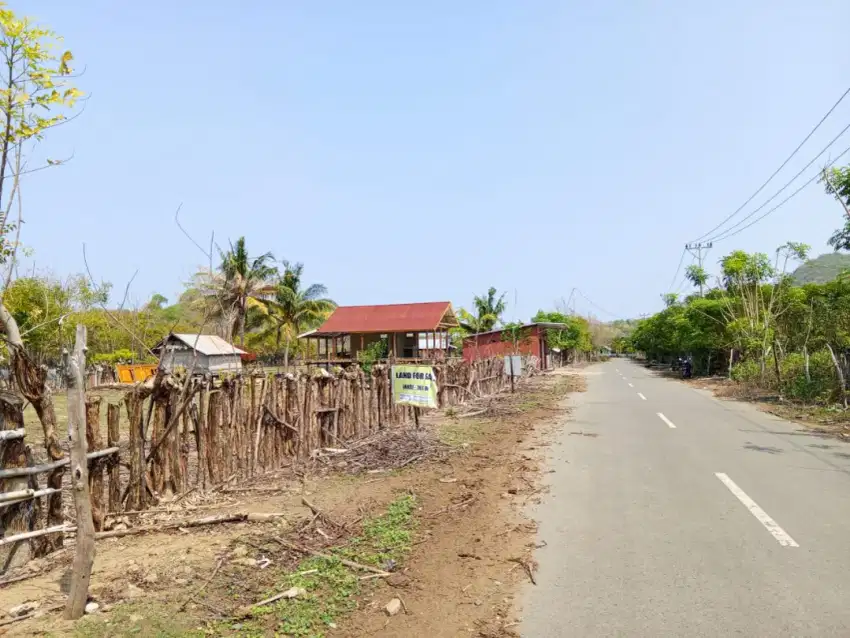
[64, 324, 96, 620]
[85, 396, 104, 531]
[124, 391, 146, 512]
[106, 403, 121, 513]
[0, 391, 31, 569]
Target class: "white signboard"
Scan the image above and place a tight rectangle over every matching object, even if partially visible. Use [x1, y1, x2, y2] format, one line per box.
[504, 355, 522, 377]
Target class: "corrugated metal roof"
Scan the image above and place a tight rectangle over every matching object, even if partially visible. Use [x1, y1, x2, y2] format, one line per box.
[314, 302, 455, 335]
[170, 334, 247, 356]
[461, 322, 568, 340]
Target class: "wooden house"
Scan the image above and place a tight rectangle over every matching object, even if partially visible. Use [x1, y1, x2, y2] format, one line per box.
[300, 301, 460, 364]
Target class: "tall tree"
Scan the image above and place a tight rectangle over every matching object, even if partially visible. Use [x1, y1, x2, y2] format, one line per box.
[459, 287, 506, 334]
[257, 261, 335, 367]
[0, 7, 85, 567]
[195, 237, 277, 346]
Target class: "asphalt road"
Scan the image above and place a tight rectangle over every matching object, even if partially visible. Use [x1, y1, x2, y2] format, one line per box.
[521, 359, 850, 637]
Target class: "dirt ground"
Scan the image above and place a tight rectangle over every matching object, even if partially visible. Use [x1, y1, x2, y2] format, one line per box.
[0, 369, 585, 637]
[674, 374, 850, 436]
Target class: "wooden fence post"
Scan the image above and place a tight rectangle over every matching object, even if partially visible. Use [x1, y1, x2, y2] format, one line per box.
[0, 391, 32, 570]
[64, 324, 95, 620]
[124, 391, 146, 512]
[195, 380, 208, 488]
[85, 397, 104, 532]
[106, 403, 121, 514]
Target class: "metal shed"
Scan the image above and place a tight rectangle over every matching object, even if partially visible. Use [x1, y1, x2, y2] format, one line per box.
[153, 333, 246, 374]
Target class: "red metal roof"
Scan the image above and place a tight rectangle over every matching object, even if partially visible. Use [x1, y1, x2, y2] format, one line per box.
[314, 302, 454, 334]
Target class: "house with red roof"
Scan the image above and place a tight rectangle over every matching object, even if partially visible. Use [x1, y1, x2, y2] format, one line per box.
[300, 301, 459, 363]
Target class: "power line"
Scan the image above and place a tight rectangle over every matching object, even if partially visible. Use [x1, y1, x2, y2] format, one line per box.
[705, 120, 850, 242]
[668, 248, 687, 293]
[711, 143, 850, 242]
[675, 256, 697, 295]
[575, 289, 620, 319]
[691, 84, 850, 243]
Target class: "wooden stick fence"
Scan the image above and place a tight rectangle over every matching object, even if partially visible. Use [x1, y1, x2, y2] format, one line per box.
[0, 357, 509, 566]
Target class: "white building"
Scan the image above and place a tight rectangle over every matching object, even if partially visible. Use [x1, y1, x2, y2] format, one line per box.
[153, 333, 246, 374]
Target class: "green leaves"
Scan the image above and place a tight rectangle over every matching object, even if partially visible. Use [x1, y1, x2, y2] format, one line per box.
[458, 287, 506, 334]
[532, 310, 594, 353]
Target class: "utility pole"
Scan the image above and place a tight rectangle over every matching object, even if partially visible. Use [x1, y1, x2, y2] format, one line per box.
[685, 241, 712, 296]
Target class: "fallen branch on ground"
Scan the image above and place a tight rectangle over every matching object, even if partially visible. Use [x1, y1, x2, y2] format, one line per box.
[508, 557, 536, 585]
[179, 556, 224, 611]
[273, 537, 391, 577]
[396, 454, 422, 468]
[93, 512, 285, 540]
[0, 603, 64, 627]
[426, 496, 476, 518]
[242, 586, 306, 614]
[301, 497, 345, 530]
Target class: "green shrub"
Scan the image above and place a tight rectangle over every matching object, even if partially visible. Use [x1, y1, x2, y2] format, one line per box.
[779, 351, 837, 403]
[730, 359, 762, 384]
[732, 350, 839, 404]
[357, 339, 388, 374]
[91, 349, 155, 365]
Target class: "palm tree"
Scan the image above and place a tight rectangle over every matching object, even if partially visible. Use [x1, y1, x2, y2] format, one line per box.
[258, 261, 336, 368]
[195, 237, 277, 346]
[458, 287, 506, 334]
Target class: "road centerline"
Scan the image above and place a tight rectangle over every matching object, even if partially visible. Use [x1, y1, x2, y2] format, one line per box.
[714, 473, 799, 548]
[657, 412, 676, 428]
[637, 392, 647, 401]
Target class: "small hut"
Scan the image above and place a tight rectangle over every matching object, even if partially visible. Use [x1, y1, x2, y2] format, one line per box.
[153, 333, 246, 374]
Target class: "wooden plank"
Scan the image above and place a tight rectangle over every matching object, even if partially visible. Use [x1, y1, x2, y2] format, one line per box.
[0, 428, 24, 441]
[87, 447, 119, 461]
[0, 525, 73, 547]
[0, 448, 118, 479]
[0, 487, 60, 505]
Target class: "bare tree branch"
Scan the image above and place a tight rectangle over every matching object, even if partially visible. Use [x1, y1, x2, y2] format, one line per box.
[117, 269, 139, 312]
[81, 244, 157, 359]
[175, 203, 211, 261]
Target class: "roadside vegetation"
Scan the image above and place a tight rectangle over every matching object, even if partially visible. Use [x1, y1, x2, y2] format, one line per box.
[629, 164, 850, 410]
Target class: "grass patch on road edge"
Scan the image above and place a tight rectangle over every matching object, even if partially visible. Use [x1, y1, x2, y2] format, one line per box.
[214, 494, 417, 637]
[72, 495, 418, 638]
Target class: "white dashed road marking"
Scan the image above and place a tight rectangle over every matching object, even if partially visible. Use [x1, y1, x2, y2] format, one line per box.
[715, 473, 799, 547]
[637, 393, 647, 401]
[657, 412, 676, 428]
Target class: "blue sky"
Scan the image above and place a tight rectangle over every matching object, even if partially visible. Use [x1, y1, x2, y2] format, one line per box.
[18, 0, 850, 321]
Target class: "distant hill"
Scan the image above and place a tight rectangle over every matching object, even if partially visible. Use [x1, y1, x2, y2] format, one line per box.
[791, 253, 850, 285]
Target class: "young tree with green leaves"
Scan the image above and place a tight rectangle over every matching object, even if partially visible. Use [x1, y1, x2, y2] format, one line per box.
[532, 310, 593, 364]
[685, 264, 709, 296]
[0, 6, 93, 618]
